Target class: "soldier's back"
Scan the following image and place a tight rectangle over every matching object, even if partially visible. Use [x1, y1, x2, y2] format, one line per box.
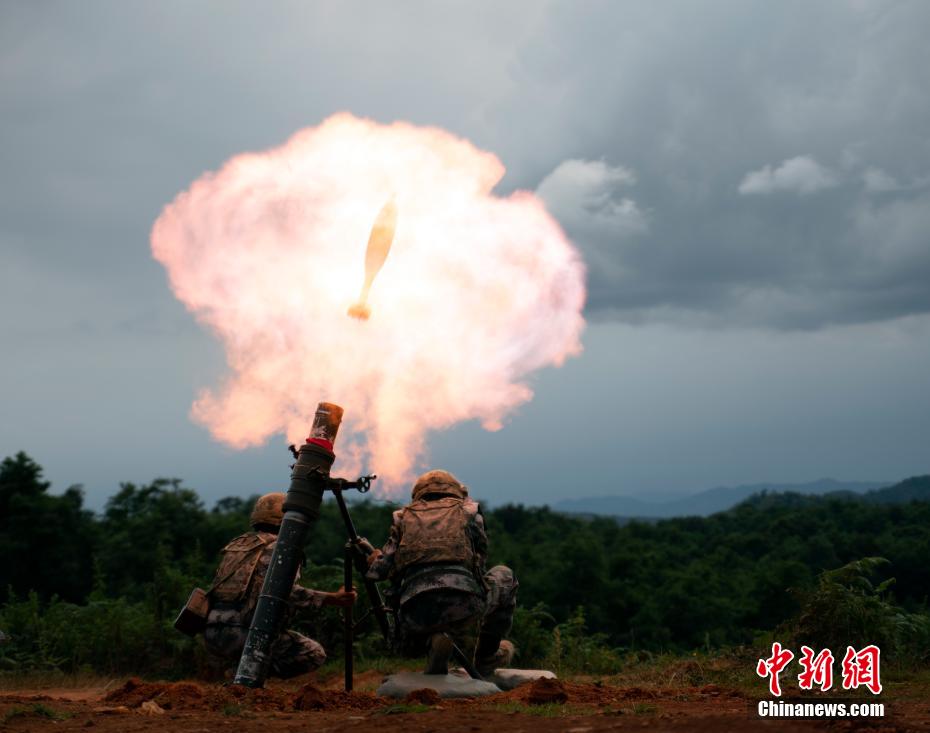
[211, 531, 277, 609]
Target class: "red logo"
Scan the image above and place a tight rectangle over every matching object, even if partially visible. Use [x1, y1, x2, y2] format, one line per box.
[756, 642, 795, 697]
[841, 645, 882, 694]
[797, 646, 834, 692]
[757, 643, 881, 695]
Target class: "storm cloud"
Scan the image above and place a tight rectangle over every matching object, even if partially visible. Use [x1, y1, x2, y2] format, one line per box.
[514, 2, 930, 329]
[4, 1, 929, 333]
[2, 1, 929, 505]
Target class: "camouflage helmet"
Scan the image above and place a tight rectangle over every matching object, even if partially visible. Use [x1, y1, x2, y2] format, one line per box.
[411, 470, 468, 501]
[250, 492, 286, 528]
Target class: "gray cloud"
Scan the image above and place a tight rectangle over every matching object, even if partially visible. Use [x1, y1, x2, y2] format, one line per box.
[2, 1, 929, 504]
[4, 1, 929, 334]
[738, 156, 838, 195]
[862, 167, 902, 193]
[500, 1, 930, 329]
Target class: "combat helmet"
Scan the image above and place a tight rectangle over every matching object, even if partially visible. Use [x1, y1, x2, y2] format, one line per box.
[250, 492, 286, 530]
[411, 470, 468, 501]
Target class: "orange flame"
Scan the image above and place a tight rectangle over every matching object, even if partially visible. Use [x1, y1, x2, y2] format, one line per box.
[151, 114, 586, 494]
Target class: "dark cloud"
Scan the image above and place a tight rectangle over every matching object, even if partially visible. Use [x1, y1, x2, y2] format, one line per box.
[2, 1, 929, 504]
[515, 2, 930, 329]
[4, 1, 928, 332]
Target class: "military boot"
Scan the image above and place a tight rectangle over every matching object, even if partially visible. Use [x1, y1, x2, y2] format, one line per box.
[477, 639, 515, 676]
[425, 633, 453, 675]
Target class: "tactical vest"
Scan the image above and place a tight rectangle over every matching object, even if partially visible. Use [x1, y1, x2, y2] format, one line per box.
[394, 497, 475, 571]
[210, 532, 275, 606]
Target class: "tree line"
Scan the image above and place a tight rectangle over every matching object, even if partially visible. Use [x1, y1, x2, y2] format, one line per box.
[1, 451, 928, 675]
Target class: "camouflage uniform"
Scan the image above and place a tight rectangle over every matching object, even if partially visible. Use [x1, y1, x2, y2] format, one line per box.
[367, 471, 518, 671]
[203, 530, 328, 678]
[477, 565, 519, 665]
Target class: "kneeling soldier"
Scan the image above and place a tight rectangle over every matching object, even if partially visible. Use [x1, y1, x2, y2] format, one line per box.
[204, 492, 355, 678]
[366, 470, 518, 675]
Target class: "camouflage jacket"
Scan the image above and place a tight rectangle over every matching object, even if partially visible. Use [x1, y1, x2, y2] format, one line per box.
[206, 531, 327, 628]
[366, 498, 488, 606]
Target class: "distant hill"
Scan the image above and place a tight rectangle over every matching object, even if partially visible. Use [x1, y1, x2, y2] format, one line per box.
[554, 478, 890, 518]
[733, 475, 930, 511]
[861, 475, 930, 504]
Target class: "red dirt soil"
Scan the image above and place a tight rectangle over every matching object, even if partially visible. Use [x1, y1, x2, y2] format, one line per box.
[1, 677, 924, 732]
[100, 677, 383, 712]
[403, 687, 442, 706]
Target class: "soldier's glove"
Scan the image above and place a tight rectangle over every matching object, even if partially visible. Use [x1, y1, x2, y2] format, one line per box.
[366, 548, 383, 567]
[355, 537, 376, 556]
[326, 587, 358, 608]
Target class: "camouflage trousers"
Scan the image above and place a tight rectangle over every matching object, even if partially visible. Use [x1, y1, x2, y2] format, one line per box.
[476, 565, 518, 666]
[204, 608, 326, 679]
[396, 564, 518, 669]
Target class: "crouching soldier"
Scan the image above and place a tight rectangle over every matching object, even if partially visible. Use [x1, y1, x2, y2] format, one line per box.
[204, 492, 356, 679]
[366, 470, 518, 676]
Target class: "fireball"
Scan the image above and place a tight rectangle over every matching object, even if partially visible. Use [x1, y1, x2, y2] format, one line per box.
[151, 113, 586, 493]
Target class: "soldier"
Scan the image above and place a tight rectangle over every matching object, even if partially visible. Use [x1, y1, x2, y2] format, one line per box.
[204, 492, 356, 679]
[366, 470, 518, 676]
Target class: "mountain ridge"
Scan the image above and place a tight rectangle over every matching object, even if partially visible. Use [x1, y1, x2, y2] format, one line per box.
[554, 477, 891, 518]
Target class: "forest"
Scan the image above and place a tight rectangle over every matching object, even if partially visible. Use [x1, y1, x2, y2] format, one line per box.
[1, 451, 928, 677]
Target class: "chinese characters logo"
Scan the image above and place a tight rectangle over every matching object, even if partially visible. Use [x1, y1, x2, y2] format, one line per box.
[756, 643, 881, 696]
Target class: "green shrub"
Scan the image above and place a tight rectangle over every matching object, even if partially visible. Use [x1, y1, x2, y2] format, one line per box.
[509, 602, 555, 666]
[545, 606, 624, 674]
[784, 557, 930, 663]
[0, 589, 201, 676]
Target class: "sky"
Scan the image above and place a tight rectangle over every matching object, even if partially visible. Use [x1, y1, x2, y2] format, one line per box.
[2, 1, 929, 510]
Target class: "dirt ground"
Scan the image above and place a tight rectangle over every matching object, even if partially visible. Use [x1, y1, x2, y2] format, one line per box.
[1, 672, 926, 733]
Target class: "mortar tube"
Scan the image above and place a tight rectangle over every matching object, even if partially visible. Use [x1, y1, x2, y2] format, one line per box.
[232, 403, 343, 688]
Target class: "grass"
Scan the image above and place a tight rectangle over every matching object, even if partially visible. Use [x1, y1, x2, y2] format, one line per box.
[220, 703, 256, 719]
[376, 703, 433, 714]
[581, 648, 930, 703]
[2, 649, 928, 704]
[583, 649, 762, 694]
[312, 650, 930, 704]
[603, 702, 661, 716]
[482, 701, 591, 717]
[2, 703, 71, 723]
[0, 670, 120, 691]
[314, 656, 421, 683]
